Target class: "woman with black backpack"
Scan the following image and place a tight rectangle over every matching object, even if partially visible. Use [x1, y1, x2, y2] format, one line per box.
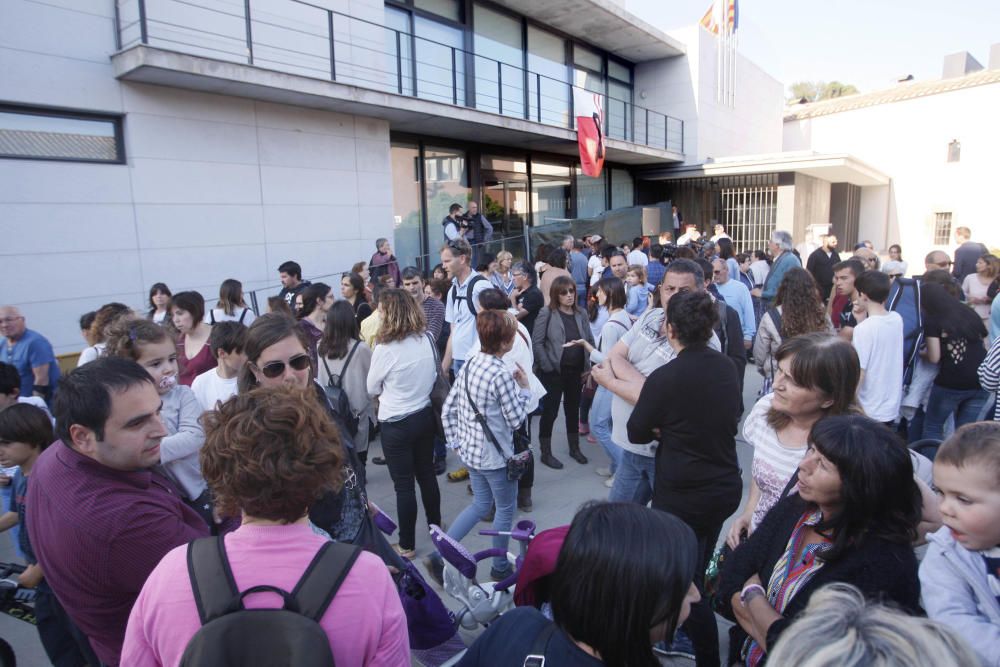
[317, 300, 373, 461]
[366, 289, 441, 561]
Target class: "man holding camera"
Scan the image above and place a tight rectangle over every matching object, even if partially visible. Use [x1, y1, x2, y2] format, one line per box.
[443, 202, 493, 267]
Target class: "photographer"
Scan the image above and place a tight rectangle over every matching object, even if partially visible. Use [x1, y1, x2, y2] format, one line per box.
[443, 203, 468, 241]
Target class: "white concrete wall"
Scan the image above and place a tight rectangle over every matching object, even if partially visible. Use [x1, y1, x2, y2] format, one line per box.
[784, 80, 1000, 272]
[0, 0, 392, 354]
[636, 26, 783, 165]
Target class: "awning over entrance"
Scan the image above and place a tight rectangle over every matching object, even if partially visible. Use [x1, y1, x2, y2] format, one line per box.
[639, 152, 890, 187]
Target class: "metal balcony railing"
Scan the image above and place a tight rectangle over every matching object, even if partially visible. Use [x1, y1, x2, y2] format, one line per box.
[115, 0, 684, 153]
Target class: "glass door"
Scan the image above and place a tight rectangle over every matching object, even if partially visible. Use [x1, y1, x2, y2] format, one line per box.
[481, 171, 528, 260]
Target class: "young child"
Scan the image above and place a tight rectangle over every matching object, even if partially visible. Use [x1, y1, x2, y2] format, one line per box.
[0, 403, 94, 665]
[851, 270, 904, 426]
[920, 422, 1000, 666]
[191, 321, 247, 413]
[105, 318, 211, 525]
[624, 264, 649, 318]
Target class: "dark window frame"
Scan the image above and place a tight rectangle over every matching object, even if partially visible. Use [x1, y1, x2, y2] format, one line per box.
[0, 102, 125, 165]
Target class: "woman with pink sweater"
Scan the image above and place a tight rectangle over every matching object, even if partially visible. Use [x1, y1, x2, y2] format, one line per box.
[121, 386, 409, 666]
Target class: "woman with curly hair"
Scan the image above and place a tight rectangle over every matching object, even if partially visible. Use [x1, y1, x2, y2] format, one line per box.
[121, 386, 409, 665]
[754, 268, 834, 393]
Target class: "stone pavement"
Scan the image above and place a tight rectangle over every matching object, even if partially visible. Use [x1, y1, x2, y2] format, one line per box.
[0, 370, 762, 664]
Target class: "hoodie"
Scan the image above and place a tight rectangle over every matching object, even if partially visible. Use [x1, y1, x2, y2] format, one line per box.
[920, 526, 1000, 667]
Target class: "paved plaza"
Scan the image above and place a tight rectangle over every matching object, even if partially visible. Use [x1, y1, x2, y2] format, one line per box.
[0, 371, 762, 664]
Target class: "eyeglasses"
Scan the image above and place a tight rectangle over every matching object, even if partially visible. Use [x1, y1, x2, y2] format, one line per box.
[560, 290, 576, 296]
[0, 317, 23, 325]
[255, 353, 311, 378]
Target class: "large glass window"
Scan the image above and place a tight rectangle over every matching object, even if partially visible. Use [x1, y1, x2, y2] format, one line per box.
[414, 0, 461, 22]
[414, 16, 465, 105]
[576, 167, 606, 218]
[424, 146, 471, 246]
[473, 4, 524, 118]
[527, 26, 569, 127]
[531, 161, 572, 227]
[384, 7, 414, 96]
[610, 168, 634, 209]
[391, 143, 424, 269]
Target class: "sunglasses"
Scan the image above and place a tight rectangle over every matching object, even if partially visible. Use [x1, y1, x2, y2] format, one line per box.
[255, 353, 311, 378]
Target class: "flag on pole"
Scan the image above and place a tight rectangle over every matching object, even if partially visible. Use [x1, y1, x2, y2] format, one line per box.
[700, 0, 739, 106]
[574, 88, 605, 178]
[700, 0, 738, 35]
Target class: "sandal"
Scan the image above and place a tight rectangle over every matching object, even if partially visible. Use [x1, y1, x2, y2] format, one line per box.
[392, 544, 416, 560]
[447, 466, 469, 482]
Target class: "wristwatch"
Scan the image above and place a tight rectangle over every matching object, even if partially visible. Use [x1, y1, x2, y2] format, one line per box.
[740, 583, 766, 606]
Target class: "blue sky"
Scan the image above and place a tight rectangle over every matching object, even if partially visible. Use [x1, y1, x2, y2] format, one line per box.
[625, 0, 999, 95]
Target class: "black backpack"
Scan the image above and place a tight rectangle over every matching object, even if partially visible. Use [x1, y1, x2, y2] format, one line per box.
[180, 537, 361, 667]
[449, 274, 487, 317]
[320, 341, 360, 437]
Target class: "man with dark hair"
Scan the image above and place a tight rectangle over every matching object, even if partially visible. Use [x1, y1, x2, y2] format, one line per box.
[27, 358, 209, 666]
[833, 258, 867, 341]
[607, 249, 628, 281]
[647, 244, 666, 287]
[277, 261, 311, 307]
[401, 266, 444, 341]
[852, 270, 904, 425]
[510, 261, 543, 338]
[442, 203, 467, 242]
[806, 233, 841, 302]
[0, 306, 60, 404]
[627, 237, 648, 267]
[952, 226, 989, 283]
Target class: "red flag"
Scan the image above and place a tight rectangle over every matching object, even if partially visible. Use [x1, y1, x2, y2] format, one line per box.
[574, 90, 605, 178]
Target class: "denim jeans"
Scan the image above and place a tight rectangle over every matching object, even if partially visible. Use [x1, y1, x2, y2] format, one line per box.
[590, 386, 620, 472]
[448, 466, 517, 571]
[380, 407, 442, 551]
[608, 449, 655, 505]
[923, 385, 990, 442]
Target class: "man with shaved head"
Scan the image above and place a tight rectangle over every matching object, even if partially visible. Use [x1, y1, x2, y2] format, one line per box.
[924, 250, 953, 272]
[0, 306, 60, 403]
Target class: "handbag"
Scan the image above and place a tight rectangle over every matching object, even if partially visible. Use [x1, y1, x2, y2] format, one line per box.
[463, 368, 532, 481]
[425, 333, 451, 438]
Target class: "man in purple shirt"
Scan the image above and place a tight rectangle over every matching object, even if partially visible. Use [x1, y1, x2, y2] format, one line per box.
[27, 357, 209, 666]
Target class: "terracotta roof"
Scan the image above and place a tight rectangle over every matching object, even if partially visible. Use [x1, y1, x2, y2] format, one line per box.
[784, 68, 1000, 121]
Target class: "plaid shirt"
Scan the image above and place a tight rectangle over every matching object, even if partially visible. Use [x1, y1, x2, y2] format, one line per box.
[442, 352, 530, 470]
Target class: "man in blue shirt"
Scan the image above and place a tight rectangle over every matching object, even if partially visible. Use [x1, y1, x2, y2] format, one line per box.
[647, 245, 666, 288]
[712, 259, 756, 350]
[0, 306, 60, 403]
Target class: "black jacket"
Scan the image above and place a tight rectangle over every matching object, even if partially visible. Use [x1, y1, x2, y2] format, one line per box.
[716, 495, 920, 664]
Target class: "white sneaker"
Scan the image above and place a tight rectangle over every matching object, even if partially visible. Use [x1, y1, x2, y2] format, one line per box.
[604, 475, 615, 488]
[595, 467, 612, 477]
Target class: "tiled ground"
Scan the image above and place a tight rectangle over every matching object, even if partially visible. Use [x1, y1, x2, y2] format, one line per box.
[1, 370, 762, 665]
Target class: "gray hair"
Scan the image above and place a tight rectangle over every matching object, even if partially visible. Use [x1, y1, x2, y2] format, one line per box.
[376, 237, 389, 250]
[771, 230, 793, 251]
[767, 583, 978, 667]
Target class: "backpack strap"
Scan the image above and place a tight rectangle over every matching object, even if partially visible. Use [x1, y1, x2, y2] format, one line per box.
[465, 274, 486, 317]
[523, 623, 558, 667]
[290, 541, 362, 622]
[767, 307, 782, 335]
[209, 310, 216, 325]
[340, 340, 360, 380]
[187, 536, 240, 625]
[238, 308, 248, 324]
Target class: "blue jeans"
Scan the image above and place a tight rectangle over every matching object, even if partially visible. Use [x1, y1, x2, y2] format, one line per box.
[590, 387, 620, 472]
[448, 466, 517, 571]
[923, 386, 990, 442]
[608, 449, 655, 505]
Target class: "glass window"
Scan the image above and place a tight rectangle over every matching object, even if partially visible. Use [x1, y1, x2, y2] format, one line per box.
[0, 106, 122, 163]
[607, 79, 631, 140]
[527, 26, 569, 127]
[531, 161, 571, 227]
[414, 16, 465, 105]
[473, 4, 524, 117]
[414, 0, 461, 22]
[933, 212, 952, 245]
[608, 59, 631, 83]
[611, 168, 634, 209]
[947, 140, 960, 163]
[481, 154, 527, 173]
[573, 44, 602, 72]
[425, 146, 470, 243]
[391, 143, 424, 269]
[384, 7, 413, 96]
[576, 167, 606, 218]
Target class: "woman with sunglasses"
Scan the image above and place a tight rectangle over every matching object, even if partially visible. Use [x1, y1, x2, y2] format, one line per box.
[238, 314, 369, 544]
[532, 275, 596, 469]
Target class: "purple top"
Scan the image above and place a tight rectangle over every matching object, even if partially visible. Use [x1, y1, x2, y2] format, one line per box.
[177, 334, 217, 387]
[26, 441, 209, 665]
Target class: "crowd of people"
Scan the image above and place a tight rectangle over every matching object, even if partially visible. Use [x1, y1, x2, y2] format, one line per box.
[0, 221, 998, 667]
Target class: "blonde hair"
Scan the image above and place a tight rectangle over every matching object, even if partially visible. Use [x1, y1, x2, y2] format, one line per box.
[767, 583, 978, 667]
[496, 250, 513, 264]
[375, 288, 426, 345]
